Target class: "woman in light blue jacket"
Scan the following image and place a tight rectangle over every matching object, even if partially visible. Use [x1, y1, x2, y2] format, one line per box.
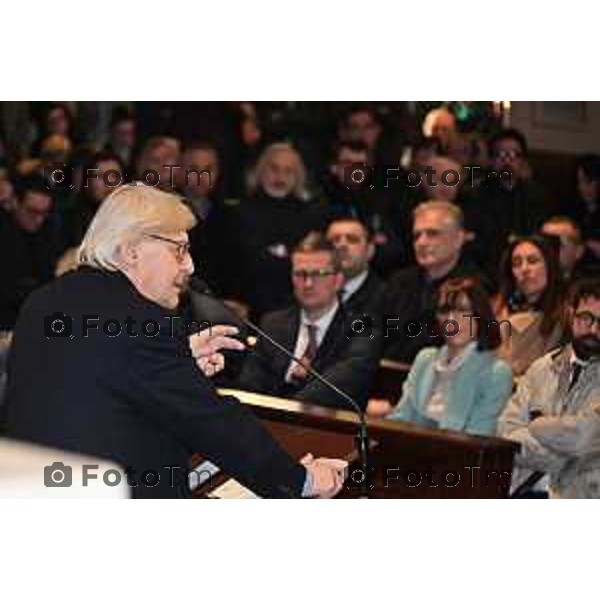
[388, 277, 513, 436]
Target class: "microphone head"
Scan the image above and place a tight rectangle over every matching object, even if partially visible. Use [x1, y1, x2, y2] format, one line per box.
[189, 276, 212, 296]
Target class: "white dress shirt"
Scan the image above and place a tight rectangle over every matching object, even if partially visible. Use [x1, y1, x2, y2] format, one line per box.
[341, 270, 369, 303]
[284, 301, 339, 382]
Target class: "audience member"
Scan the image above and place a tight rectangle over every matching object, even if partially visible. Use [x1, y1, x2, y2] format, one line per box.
[237, 232, 381, 410]
[321, 139, 408, 275]
[325, 218, 387, 318]
[416, 154, 463, 204]
[499, 277, 600, 498]
[383, 200, 487, 365]
[422, 107, 456, 153]
[570, 153, 600, 259]
[231, 142, 327, 316]
[64, 151, 124, 246]
[135, 135, 181, 190]
[494, 235, 567, 376]
[0, 175, 66, 330]
[462, 128, 553, 278]
[339, 106, 383, 163]
[104, 107, 137, 169]
[183, 140, 243, 305]
[387, 277, 512, 435]
[541, 216, 598, 281]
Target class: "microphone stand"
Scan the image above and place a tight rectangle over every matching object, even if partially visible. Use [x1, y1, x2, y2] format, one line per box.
[189, 279, 371, 498]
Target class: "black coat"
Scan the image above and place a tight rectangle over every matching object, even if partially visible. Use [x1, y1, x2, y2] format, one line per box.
[382, 258, 488, 364]
[229, 192, 329, 316]
[342, 271, 387, 320]
[0, 208, 66, 331]
[3, 267, 306, 498]
[237, 305, 382, 411]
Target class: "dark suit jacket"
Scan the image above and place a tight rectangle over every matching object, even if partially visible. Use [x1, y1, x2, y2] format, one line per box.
[237, 305, 382, 411]
[382, 258, 488, 364]
[0, 208, 66, 331]
[342, 271, 387, 320]
[3, 267, 306, 498]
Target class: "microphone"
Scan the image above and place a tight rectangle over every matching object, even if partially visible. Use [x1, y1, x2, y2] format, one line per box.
[188, 276, 371, 497]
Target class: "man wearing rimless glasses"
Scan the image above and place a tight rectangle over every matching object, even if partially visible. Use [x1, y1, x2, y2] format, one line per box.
[238, 232, 381, 410]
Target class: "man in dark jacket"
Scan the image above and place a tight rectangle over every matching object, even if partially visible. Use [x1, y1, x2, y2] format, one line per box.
[3, 185, 345, 498]
[0, 175, 66, 331]
[461, 128, 554, 279]
[383, 200, 487, 365]
[325, 217, 387, 319]
[321, 140, 409, 276]
[238, 233, 381, 410]
[230, 142, 328, 316]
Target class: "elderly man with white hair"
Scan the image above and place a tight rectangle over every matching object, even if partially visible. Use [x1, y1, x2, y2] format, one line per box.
[232, 142, 328, 316]
[3, 184, 346, 498]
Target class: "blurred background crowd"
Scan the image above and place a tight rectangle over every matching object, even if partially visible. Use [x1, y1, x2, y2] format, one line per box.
[1, 100, 599, 426]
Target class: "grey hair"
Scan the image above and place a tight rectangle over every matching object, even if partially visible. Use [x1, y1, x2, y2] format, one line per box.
[413, 199, 464, 229]
[78, 184, 196, 271]
[247, 142, 308, 199]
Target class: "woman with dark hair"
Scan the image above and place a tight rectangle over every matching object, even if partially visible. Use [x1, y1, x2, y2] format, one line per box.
[494, 234, 567, 376]
[571, 154, 600, 259]
[387, 277, 513, 435]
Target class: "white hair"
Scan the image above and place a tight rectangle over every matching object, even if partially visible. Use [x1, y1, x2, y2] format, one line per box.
[247, 142, 308, 199]
[78, 184, 196, 271]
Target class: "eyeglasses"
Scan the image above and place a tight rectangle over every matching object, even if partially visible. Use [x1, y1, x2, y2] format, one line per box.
[574, 311, 600, 329]
[292, 269, 337, 281]
[492, 149, 523, 160]
[145, 234, 190, 263]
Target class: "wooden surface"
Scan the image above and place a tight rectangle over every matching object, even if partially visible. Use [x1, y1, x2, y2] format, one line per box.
[193, 389, 519, 499]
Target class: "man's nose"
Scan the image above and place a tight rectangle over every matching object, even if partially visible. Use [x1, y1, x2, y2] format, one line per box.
[182, 253, 194, 276]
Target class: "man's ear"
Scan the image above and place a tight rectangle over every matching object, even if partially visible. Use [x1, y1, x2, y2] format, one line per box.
[118, 242, 139, 269]
[334, 271, 345, 291]
[454, 228, 467, 251]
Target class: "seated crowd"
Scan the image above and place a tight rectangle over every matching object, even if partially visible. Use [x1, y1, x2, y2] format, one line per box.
[1, 101, 600, 498]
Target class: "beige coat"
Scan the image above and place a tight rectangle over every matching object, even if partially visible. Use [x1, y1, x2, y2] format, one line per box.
[495, 307, 565, 377]
[498, 345, 600, 498]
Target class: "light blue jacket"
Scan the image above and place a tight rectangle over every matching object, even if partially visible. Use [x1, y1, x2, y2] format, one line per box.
[388, 346, 513, 436]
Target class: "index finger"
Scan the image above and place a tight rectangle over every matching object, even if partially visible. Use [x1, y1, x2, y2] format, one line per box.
[205, 325, 240, 338]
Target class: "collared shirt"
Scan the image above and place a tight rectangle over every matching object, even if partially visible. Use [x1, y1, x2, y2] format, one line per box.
[424, 342, 478, 423]
[341, 270, 369, 303]
[284, 301, 339, 382]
